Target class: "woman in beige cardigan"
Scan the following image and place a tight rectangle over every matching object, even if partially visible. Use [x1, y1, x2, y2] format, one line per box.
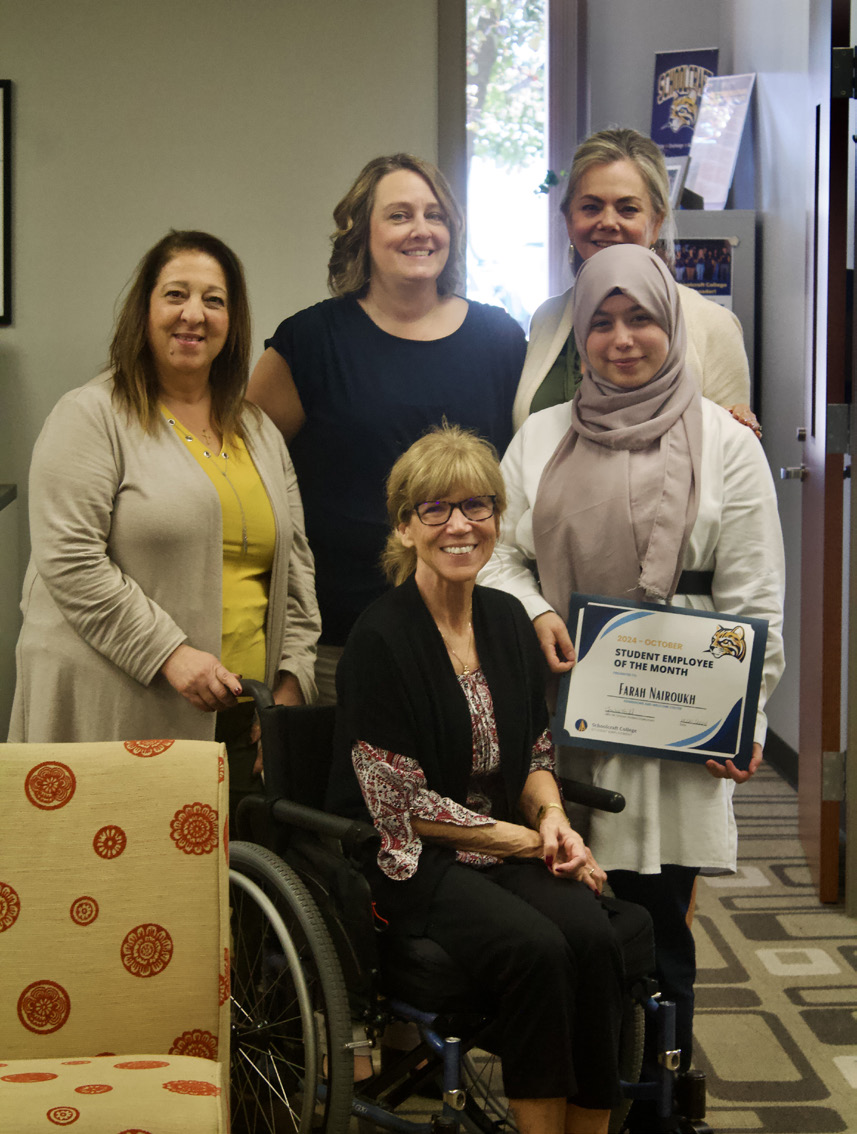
[513, 128, 759, 436]
[9, 231, 320, 819]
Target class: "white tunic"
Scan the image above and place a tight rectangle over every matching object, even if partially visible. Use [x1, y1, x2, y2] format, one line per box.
[479, 398, 785, 874]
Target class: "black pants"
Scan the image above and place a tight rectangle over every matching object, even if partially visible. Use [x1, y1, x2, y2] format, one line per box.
[414, 860, 636, 1107]
[607, 865, 699, 1073]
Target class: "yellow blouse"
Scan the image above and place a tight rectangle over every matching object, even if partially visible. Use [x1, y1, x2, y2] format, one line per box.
[162, 409, 276, 682]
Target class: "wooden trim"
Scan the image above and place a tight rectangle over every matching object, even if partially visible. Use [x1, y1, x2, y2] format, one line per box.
[436, 0, 467, 217]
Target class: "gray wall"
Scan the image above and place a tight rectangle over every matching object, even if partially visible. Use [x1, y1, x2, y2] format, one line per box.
[586, 0, 809, 752]
[0, 0, 438, 735]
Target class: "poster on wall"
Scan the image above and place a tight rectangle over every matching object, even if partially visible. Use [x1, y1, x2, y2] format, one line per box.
[0, 80, 10, 326]
[674, 237, 737, 311]
[684, 73, 756, 210]
[650, 48, 718, 160]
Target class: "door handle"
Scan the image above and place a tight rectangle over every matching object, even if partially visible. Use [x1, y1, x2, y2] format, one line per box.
[780, 466, 807, 481]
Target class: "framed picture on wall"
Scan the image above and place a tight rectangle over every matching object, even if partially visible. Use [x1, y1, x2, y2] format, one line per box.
[0, 81, 11, 325]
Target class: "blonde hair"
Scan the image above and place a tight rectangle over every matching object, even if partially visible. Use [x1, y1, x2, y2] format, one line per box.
[327, 154, 464, 298]
[109, 230, 252, 439]
[560, 127, 676, 271]
[382, 424, 506, 586]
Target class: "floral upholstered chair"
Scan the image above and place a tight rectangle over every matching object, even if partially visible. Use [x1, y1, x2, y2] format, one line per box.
[0, 739, 230, 1133]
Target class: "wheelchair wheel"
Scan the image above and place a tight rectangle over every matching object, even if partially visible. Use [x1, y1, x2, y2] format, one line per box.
[229, 841, 354, 1134]
[460, 1048, 515, 1134]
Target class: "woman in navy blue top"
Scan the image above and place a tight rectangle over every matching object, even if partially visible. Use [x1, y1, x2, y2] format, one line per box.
[249, 154, 526, 699]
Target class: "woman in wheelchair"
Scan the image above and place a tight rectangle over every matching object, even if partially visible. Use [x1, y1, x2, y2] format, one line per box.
[327, 424, 650, 1134]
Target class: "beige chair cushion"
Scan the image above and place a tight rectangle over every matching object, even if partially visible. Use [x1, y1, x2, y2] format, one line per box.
[0, 1052, 226, 1132]
[0, 740, 230, 1132]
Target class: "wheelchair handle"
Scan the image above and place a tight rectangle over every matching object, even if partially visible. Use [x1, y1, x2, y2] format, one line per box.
[239, 677, 276, 710]
[560, 777, 626, 814]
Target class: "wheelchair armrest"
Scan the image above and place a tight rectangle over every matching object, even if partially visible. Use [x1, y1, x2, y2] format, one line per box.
[270, 797, 380, 859]
[560, 777, 625, 814]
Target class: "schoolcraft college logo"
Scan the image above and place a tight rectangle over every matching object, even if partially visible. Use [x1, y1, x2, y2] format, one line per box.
[656, 63, 714, 135]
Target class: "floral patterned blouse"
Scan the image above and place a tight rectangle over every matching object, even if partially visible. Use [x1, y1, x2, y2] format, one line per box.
[352, 667, 555, 880]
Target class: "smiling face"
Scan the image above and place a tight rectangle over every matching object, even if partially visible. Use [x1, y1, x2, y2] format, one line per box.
[398, 486, 498, 592]
[367, 169, 450, 288]
[566, 160, 663, 262]
[585, 292, 669, 390]
[147, 251, 229, 385]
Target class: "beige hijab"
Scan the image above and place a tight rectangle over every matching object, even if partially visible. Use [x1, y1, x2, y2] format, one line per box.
[532, 245, 703, 614]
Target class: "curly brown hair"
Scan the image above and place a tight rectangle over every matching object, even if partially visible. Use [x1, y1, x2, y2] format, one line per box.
[109, 230, 252, 439]
[327, 154, 464, 298]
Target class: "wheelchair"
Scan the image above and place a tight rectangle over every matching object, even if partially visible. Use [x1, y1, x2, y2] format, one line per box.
[227, 681, 711, 1134]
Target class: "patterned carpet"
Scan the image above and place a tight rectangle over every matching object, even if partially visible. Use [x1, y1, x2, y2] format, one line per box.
[693, 763, 856, 1133]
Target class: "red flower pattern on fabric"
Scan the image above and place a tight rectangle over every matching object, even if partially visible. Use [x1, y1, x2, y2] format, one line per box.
[1, 1072, 59, 1082]
[123, 739, 175, 757]
[24, 762, 76, 810]
[170, 802, 218, 855]
[120, 924, 174, 978]
[218, 753, 225, 782]
[69, 896, 99, 926]
[219, 947, 230, 1005]
[163, 1080, 221, 1096]
[114, 1060, 170, 1070]
[351, 666, 556, 880]
[46, 1107, 80, 1125]
[0, 881, 21, 931]
[17, 980, 71, 1034]
[169, 1028, 218, 1060]
[93, 825, 127, 859]
[74, 1083, 113, 1094]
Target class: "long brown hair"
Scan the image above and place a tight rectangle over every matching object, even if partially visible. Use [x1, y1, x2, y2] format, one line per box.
[327, 154, 464, 298]
[109, 230, 252, 439]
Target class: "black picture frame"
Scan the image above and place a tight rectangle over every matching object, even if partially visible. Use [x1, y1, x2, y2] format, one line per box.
[1, 80, 11, 326]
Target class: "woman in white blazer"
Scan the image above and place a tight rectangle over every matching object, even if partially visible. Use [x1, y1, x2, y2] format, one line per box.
[512, 127, 758, 436]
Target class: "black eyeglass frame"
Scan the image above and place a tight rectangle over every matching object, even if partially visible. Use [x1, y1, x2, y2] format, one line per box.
[413, 495, 497, 526]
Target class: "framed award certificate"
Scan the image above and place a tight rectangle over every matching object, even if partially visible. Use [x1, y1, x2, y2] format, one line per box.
[552, 594, 768, 771]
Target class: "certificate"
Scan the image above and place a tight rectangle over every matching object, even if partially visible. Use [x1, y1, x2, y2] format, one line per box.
[552, 594, 768, 771]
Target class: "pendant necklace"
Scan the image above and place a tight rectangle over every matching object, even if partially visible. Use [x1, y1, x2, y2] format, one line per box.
[440, 622, 474, 675]
[165, 412, 248, 555]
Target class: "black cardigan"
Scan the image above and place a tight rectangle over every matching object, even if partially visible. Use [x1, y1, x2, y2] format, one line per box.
[327, 575, 549, 927]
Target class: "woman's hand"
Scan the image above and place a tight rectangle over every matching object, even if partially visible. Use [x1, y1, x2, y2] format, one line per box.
[532, 611, 576, 673]
[726, 404, 762, 439]
[541, 812, 606, 894]
[161, 644, 242, 712]
[705, 742, 763, 783]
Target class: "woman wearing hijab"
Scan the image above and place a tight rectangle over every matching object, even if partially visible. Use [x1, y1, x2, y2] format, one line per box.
[480, 244, 785, 1093]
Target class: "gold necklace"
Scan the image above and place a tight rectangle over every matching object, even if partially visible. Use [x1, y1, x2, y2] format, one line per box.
[440, 622, 474, 675]
[164, 414, 248, 555]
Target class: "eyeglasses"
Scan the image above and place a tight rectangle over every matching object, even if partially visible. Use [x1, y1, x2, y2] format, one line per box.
[413, 496, 496, 526]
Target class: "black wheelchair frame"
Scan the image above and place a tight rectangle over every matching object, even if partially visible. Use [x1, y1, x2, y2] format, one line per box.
[227, 681, 711, 1134]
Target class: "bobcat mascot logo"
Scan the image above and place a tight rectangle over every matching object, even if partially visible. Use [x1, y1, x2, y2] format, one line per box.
[705, 625, 746, 662]
[667, 94, 698, 134]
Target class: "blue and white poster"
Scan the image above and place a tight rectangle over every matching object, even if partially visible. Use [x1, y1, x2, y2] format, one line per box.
[650, 48, 719, 159]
